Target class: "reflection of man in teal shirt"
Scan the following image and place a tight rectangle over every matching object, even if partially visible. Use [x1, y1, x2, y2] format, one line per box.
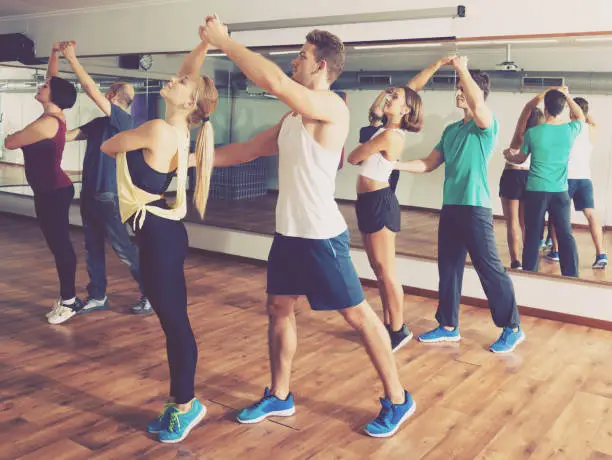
[395, 56, 523, 354]
[505, 88, 584, 277]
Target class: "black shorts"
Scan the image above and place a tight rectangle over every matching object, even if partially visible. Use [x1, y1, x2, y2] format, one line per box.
[355, 187, 401, 234]
[499, 169, 528, 200]
[568, 179, 594, 210]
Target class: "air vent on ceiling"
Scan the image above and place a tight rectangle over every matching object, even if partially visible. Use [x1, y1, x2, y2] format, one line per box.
[522, 76, 565, 88]
[357, 75, 392, 86]
[432, 75, 456, 85]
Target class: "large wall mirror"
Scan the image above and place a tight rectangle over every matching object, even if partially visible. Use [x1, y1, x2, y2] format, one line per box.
[2, 33, 611, 285]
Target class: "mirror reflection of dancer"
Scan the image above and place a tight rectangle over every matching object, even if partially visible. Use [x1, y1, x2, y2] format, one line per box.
[500, 93, 545, 270]
[505, 88, 584, 278]
[547, 97, 607, 269]
[202, 15, 415, 437]
[396, 56, 524, 353]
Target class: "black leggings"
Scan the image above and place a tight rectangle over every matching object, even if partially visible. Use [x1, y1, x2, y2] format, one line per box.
[133, 207, 197, 404]
[34, 185, 77, 300]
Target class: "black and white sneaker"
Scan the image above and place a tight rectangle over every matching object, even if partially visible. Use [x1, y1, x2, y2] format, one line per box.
[131, 296, 153, 315]
[78, 296, 110, 315]
[389, 324, 413, 353]
[510, 260, 523, 270]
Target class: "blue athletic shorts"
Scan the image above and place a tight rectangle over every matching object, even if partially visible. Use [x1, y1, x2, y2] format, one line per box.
[266, 230, 365, 310]
[567, 179, 594, 210]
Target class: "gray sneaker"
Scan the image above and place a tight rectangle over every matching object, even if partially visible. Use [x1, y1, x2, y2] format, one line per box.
[78, 296, 110, 315]
[131, 296, 153, 315]
[389, 324, 413, 353]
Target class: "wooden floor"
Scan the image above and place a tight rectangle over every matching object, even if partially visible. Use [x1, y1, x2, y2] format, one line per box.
[2, 213, 612, 459]
[193, 193, 612, 284]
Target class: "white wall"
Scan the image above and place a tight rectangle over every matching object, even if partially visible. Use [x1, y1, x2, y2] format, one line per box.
[2, 0, 612, 57]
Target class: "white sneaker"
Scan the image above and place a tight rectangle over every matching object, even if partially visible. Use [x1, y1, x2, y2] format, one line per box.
[47, 299, 82, 325]
[46, 298, 61, 319]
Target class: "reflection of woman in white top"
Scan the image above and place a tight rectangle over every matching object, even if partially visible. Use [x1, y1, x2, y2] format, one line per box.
[551, 97, 607, 268]
[501, 92, 545, 269]
[348, 86, 423, 353]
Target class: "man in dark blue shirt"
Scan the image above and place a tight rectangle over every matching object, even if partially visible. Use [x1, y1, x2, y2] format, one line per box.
[62, 42, 150, 315]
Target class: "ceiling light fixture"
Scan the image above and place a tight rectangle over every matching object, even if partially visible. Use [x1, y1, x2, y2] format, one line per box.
[458, 39, 558, 46]
[354, 43, 443, 50]
[269, 50, 300, 55]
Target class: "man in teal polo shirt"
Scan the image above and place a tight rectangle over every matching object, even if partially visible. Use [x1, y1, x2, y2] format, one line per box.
[396, 56, 523, 353]
[505, 88, 584, 277]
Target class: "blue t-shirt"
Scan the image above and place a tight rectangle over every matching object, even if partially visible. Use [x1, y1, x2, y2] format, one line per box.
[81, 104, 133, 194]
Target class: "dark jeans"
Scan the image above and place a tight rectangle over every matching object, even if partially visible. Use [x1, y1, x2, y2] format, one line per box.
[80, 192, 144, 299]
[34, 185, 77, 300]
[389, 169, 400, 193]
[523, 191, 579, 277]
[132, 206, 196, 404]
[437, 205, 520, 328]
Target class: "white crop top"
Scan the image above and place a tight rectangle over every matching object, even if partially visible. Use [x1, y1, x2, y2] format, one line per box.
[359, 128, 404, 183]
[567, 126, 593, 179]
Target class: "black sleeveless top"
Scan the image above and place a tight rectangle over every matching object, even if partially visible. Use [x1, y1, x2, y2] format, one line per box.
[126, 150, 175, 195]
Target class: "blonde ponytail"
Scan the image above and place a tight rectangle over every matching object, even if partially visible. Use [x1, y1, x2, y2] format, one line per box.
[190, 74, 218, 218]
[193, 119, 214, 218]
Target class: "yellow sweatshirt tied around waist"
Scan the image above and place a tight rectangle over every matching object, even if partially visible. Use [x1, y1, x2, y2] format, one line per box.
[116, 126, 189, 231]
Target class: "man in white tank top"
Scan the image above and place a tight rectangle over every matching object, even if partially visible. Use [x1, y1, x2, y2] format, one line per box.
[202, 16, 414, 438]
[564, 98, 607, 268]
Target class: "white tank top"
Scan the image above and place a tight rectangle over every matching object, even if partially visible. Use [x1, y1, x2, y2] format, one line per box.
[567, 126, 592, 179]
[505, 148, 530, 169]
[275, 114, 347, 239]
[359, 128, 403, 182]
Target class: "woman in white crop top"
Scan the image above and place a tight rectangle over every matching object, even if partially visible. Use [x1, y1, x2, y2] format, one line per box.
[347, 86, 423, 351]
[500, 92, 545, 270]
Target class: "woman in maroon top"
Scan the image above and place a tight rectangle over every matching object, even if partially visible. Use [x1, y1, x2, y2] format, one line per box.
[4, 43, 80, 325]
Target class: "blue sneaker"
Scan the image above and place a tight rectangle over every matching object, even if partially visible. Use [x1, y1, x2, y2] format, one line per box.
[146, 402, 175, 433]
[236, 387, 295, 424]
[364, 391, 416, 438]
[490, 327, 526, 354]
[158, 398, 207, 443]
[418, 325, 461, 343]
[545, 251, 560, 262]
[593, 254, 608, 269]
